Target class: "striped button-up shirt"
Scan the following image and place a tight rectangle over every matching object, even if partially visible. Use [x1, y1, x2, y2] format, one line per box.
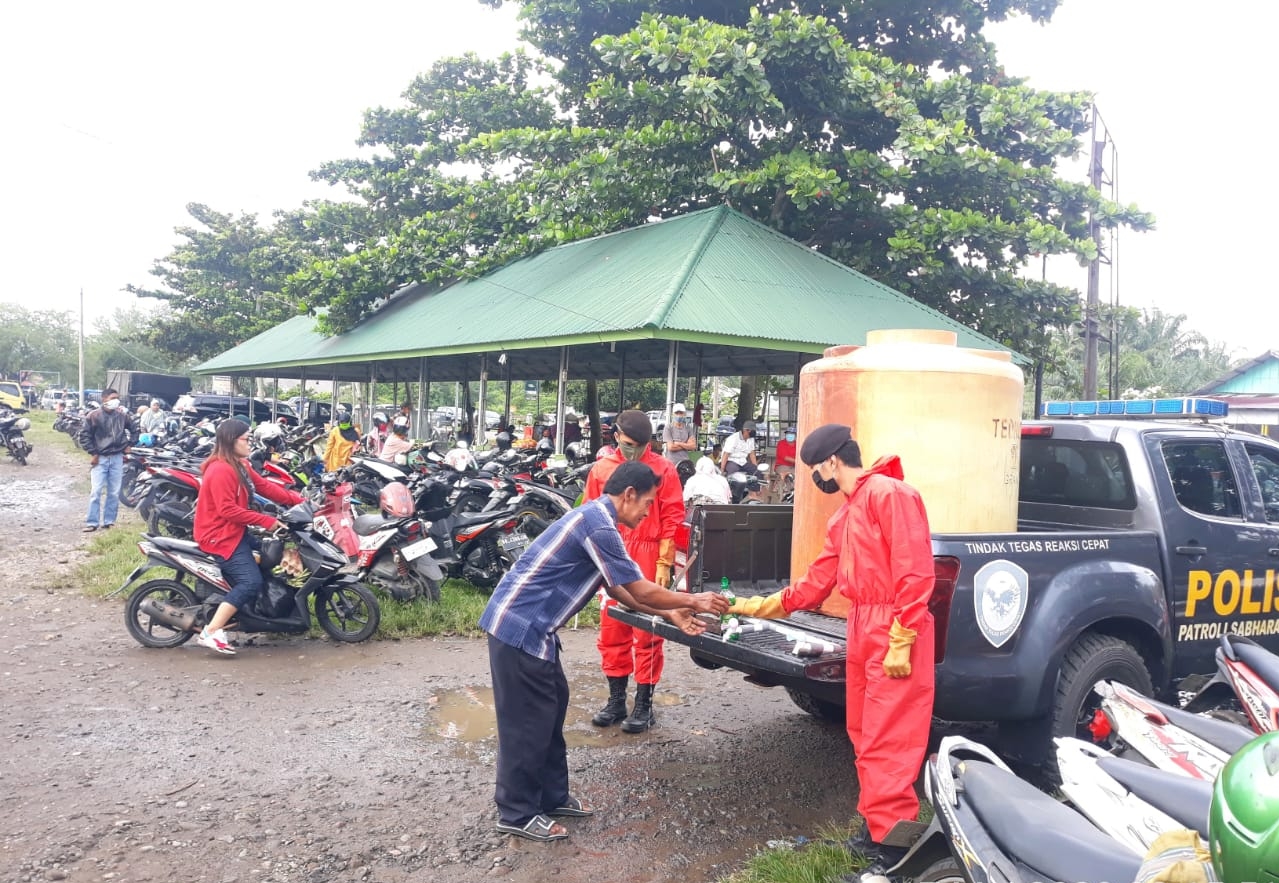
[480, 496, 643, 661]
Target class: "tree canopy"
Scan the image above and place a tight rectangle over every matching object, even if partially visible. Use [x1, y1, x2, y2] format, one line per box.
[128, 0, 1153, 367]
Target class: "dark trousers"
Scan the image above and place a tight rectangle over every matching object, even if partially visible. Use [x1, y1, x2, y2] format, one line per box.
[488, 634, 570, 826]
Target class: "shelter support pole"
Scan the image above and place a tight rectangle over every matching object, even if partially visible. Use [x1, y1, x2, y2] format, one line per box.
[617, 350, 627, 412]
[665, 341, 680, 420]
[271, 376, 278, 423]
[694, 351, 704, 447]
[370, 364, 377, 434]
[332, 375, 339, 425]
[555, 347, 569, 455]
[418, 358, 428, 440]
[478, 354, 489, 448]
[503, 356, 512, 431]
[299, 368, 307, 423]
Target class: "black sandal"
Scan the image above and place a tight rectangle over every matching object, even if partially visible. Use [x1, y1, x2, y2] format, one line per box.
[548, 796, 594, 817]
[495, 814, 569, 842]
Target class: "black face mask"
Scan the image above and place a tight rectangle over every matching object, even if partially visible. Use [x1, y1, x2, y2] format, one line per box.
[811, 469, 841, 495]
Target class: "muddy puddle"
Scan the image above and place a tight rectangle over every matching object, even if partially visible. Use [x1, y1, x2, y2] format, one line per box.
[423, 682, 687, 752]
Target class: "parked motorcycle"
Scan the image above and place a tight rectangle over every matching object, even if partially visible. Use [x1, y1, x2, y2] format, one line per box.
[138, 463, 203, 539]
[1055, 735, 1211, 854]
[425, 504, 542, 592]
[0, 412, 33, 465]
[119, 500, 380, 646]
[1185, 633, 1279, 733]
[351, 482, 444, 602]
[884, 735, 1144, 883]
[1088, 679, 1254, 780]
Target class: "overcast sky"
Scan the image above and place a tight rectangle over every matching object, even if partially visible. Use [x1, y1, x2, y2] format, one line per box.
[1, 0, 1269, 360]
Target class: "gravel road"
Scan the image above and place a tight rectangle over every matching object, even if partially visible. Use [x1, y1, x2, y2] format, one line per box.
[0, 434, 863, 883]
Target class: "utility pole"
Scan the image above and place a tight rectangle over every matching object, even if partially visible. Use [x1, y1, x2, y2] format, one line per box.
[77, 288, 85, 408]
[1082, 109, 1104, 400]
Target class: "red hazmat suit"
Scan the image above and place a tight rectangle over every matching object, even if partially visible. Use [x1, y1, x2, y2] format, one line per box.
[584, 447, 685, 685]
[781, 455, 935, 841]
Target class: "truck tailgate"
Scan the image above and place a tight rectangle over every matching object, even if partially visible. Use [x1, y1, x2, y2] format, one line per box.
[608, 606, 848, 695]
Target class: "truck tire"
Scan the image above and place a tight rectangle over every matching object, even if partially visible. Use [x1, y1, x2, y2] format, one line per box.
[1049, 632, 1152, 780]
[786, 687, 845, 725]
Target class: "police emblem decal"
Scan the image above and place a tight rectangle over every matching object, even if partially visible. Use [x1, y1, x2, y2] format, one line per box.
[973, 559, 1029, 648]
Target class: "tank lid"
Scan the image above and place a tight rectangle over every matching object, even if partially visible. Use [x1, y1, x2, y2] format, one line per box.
[866, 329, 957, 347]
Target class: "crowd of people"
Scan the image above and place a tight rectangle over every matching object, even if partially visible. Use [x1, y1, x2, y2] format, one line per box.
[77, 395, 1274, 882]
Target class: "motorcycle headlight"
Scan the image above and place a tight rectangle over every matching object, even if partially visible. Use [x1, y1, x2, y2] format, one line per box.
[15, 418, 31, 431]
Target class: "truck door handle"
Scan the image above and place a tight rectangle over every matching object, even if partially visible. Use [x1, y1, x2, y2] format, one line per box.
[1176, 545, 1209, 557]
[1270, 548, 1279, 558]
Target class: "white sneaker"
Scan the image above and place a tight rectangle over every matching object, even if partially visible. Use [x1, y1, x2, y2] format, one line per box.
[196, 628, 236, 656]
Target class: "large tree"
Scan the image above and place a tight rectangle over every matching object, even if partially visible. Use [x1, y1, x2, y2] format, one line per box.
[294, 0, 1150, 362]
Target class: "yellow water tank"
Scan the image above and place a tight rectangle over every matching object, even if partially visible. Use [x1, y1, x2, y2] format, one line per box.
[792, 330, 1024, 617]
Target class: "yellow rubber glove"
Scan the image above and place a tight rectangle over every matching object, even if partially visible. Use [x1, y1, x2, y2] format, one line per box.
[656, 537, 676, 588]
[883, 618, 917, 678]
[727, 592, 787, 619]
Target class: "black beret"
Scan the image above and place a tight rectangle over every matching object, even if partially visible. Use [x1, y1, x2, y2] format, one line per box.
[614, 409, 653, 445]
[799, 423, 855, 466]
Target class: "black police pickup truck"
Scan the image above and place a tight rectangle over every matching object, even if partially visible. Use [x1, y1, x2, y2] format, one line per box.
[612, 398, 1279, 764]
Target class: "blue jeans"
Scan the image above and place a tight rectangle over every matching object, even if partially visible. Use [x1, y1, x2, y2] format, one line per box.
[215, 532, 265, 611]
[86, 453, 124, 527]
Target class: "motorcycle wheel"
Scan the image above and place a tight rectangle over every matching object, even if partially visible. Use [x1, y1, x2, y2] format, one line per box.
[146, 507, 194, 540]
[314, 583, 381, 642]
[915, 859, 965, 883]
[514, 506, 552, 538]
[12, 445, 28, 466]
[120, 465, 143, 507]
[124, 579, 199, 648]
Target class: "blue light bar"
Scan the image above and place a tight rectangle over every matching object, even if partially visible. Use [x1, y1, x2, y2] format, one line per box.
[1040, 397, 1228, 419]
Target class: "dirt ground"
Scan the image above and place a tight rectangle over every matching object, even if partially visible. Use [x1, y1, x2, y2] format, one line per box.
[0, 435, 863, 883]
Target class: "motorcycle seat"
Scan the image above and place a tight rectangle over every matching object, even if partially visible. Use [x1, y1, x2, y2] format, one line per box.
[1160, 699, 1256, 755]
[148, 535, 211, 558]
[962, 760, 1142, 883]
[353, 513, 407, 537]
[1227, 635, 1279, 691]
[1096, 755, 1211, 837]
[451, 509, 509, 529]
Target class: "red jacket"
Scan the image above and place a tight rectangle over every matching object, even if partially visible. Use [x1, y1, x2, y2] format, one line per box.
[781, 455, 934, 631]
[195, 458, 304, 559]
[584, 447, 684, 573]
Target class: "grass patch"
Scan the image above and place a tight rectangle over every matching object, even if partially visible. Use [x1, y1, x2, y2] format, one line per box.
[76, 524, 152, 597]
[375, 582, 602, 638]
[716, 803, 935, 882]
[720, 823, 861, 883]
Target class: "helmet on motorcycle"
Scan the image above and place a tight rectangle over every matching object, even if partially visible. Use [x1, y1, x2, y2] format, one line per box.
[1209, 731, 1279, 883]
[254, 421, 283, 442]
[138, 432, 154, 447]
[379, 481, 415, 518]
[373, 411, 388, 427]
[495, 432, 512, 451]
[392, 415, 410, 435]
[258, 536, 285, 571]
[456, 440, 469, 450]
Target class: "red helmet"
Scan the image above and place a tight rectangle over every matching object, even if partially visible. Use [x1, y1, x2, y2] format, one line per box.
[379, 482, 414, 518]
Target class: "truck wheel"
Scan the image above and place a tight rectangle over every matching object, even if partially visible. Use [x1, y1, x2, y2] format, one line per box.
[786, 687, 845, 724]
[689, 650, 723, 671]
[1050, 632, 1152, 779]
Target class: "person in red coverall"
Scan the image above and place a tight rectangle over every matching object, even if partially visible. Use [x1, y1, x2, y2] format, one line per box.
[728, 423, 934, 874]
[583, 409, 685, 733]
[193, 419, 305, 656]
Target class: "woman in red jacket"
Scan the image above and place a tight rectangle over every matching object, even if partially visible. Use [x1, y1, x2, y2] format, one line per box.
[194, 419, 304, 655]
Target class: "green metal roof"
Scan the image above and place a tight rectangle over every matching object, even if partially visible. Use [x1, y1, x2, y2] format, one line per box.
[196, 205, 1020, 381]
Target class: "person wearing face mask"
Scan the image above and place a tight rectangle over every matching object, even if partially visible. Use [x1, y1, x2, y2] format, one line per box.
[726, 424, 934, 876]
[78, 388, 138, 532]
[323, 406, 362, 473]
[582, 409, 685, 733]
[661, 402, 696, 465]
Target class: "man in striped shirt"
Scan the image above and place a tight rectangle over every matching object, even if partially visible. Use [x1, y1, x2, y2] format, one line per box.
[479, 461, 729, 843]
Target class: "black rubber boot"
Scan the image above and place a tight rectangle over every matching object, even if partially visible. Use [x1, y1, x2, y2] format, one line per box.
[621, 683, 656, 733]
[591, 676, 629, 727]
